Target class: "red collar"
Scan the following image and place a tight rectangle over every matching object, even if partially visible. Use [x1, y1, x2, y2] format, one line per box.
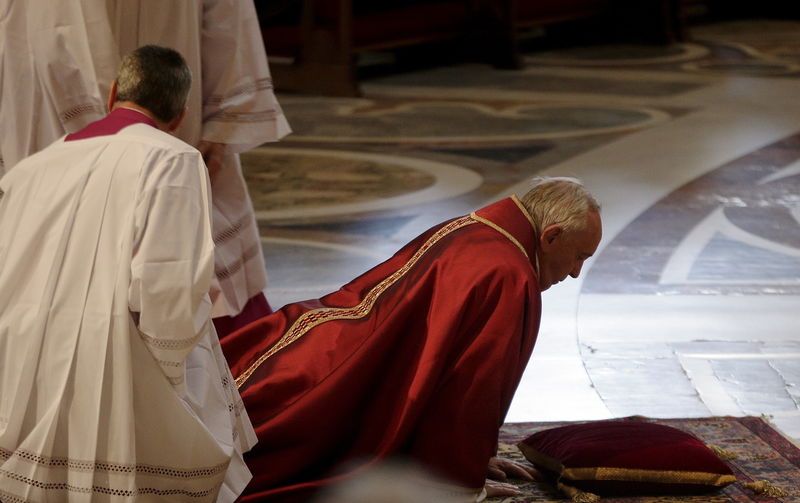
[65, 108, 158, 141]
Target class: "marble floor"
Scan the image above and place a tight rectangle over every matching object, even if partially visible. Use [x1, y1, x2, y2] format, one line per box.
[247, 19, 800, 443]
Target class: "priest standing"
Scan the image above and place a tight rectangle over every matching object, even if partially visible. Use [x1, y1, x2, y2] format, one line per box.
[0, 45, 255, 502]
[104, 0, 292, 335]
[0, 0, 290, 336]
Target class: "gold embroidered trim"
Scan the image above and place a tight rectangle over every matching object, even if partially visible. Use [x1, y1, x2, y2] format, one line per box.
[0, 447, 228, 478]
[511, 194, 538, 232]
[510, 195, 541, 274]
[470, 212, 528, 259]
[563, 466, 737, 486]
[206, 78, 274, 107]
[235, 216, 477, 388]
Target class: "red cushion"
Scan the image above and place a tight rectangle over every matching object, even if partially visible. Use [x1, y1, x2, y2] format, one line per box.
[517, 420, 736, 496]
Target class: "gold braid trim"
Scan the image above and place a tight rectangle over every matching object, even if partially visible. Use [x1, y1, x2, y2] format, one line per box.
[511, 194, 538, 233]
[563, 467, 736, 486]
[470, 213, 528, 259]
[521, 443, 736, 487]
[235, 216, 477, 388]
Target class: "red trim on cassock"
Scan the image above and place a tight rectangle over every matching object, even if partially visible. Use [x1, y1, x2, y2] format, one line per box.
[222, 198, 542, 502]
[65, 108, 157, 141]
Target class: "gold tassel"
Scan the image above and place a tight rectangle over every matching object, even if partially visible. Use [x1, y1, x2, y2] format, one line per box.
[557, 482, 600, 503]
[742, 480, 789, 498]
[707, 444, 738, 461]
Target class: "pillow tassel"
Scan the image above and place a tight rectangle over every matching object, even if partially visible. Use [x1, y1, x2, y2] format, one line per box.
[557, 481, 600, 502]
[706, 444, 738, 461]
[742, 480, 788, 498]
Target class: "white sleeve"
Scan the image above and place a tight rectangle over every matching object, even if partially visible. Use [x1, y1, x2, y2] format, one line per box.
[199, 0, 291, 150]
[128, 152, 215, 391]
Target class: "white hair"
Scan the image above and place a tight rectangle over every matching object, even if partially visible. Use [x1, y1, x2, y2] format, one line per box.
[518, 176, 600, 234]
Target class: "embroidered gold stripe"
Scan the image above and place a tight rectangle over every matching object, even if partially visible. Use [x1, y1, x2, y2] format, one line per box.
[510, 194, 541, 273]
[235, 216, 477, 388]
[510, 194, 538, 233]
[564, 466, 737, 486]
[470, 212, 528, 259]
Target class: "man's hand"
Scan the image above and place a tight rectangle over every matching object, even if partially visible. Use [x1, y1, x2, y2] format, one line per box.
[487, 456, 539, 482]
[483, 456, 541, 497]
[484, 478, 523, 498]
[197, 141, 227, 183]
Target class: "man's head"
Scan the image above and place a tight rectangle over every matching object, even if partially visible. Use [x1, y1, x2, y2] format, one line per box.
[519, 177, 602, 291]
[110, 45, 192, 130]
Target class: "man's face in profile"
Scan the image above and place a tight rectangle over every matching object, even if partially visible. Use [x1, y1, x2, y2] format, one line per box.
[537, 211, 602, 291]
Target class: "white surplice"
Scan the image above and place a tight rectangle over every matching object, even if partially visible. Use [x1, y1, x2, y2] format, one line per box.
[0, 0, 116, 174]
[1, 0, 291, 316]
[107, 0, 292, 316]
[0, 124, 256, 502]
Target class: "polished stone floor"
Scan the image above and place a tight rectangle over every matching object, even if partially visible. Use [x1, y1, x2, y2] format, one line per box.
[247, 19, 800, 443]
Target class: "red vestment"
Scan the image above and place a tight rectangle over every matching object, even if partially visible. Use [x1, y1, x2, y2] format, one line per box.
[214, 292, 273, 339]
[222, 197, 543, 502]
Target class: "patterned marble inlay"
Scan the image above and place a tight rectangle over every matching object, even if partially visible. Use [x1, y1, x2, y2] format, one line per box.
[278, 98, 670, 143]
[583, 134, 800, 295]
[368, 63, 705, 96]
[524, 42, 710, 66]
[691, 19, 800, 62]
[242, 147, 482, 221]
[682, 60, 800, 76]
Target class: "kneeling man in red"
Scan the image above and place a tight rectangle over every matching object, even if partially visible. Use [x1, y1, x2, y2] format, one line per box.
[222, 177, 603, 502]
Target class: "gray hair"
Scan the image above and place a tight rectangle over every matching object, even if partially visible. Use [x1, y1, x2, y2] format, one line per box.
[115, 45, 191, 123]
[518, 176, 600, 234]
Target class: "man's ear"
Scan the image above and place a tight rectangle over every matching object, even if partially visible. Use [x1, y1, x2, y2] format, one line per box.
[166, 108, 187, 132]
[107, 80, 118, 113]
[540, 225, 563, 248]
